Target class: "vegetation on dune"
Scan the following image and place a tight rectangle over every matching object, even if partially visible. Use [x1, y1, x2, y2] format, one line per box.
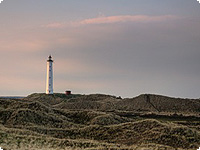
[49, 93, 200, 114]
[0, 93, 200, 149]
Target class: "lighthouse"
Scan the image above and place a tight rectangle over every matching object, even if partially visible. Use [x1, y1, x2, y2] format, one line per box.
[46, 55, 54, 94]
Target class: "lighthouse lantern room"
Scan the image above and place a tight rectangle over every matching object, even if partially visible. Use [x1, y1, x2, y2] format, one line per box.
[46, 55, 54, 94]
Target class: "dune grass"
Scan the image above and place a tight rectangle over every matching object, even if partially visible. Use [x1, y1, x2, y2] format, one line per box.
[0, 93, 200, 150]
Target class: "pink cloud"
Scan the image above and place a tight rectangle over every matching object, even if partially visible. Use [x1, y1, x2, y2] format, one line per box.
[44, 15, 178, 28]
[80, 15, 178, 25]
[45, 22, 65, 28]
[0, 40, 47, 52]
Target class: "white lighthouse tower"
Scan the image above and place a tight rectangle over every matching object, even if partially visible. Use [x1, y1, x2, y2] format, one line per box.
[46, 55, 54, 94]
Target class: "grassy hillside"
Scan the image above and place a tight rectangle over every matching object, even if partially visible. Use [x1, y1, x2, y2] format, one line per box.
[0, 93, 200, 150]
[50, 93, 200, 114]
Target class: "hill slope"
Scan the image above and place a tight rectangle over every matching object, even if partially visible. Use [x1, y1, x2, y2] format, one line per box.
[46, 93, 200, 114]
[0, 93, 200, 150]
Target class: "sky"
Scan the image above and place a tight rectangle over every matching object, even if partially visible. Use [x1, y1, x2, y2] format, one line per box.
[0, 0, 200, 98]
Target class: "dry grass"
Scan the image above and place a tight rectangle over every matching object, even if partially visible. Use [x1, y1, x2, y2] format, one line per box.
[0, 93, 200, 150]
